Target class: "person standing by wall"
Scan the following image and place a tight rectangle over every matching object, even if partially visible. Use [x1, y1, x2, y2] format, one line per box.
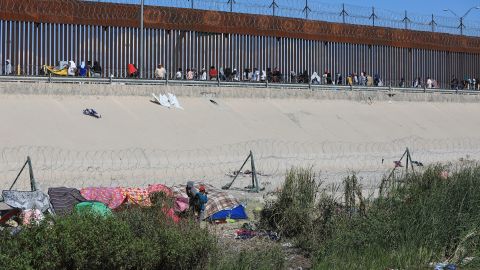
[4, 60, 12, 75]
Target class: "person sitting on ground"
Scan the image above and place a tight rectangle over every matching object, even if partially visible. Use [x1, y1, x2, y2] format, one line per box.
[360, 72, 366, 86]
[209, 66, 218, 80]
[413, 77, 421, 88]
[426, 77, 433, 89]
[186, 68, 194, 80]
[232, 69, 239, 81]
[346, 74, 353, 86]
[127, 64, 139, 78]
[92, 61, 102, 77]
[4, 59, 12, 75]
[224, 67, 232, 81]
[299, 70, 308, 83]
[78, 61, 87, 77]
[200, 68, 207, 81]
[67, 60, 77, 76]
[155, 64, 166, 79]
[175, 68, 183, 80]
[266, 68, 272, 82]
[311, 72, 321, 85]
[451, 76, 459, 90]
[251, 68, 258, 82]
[366, 74, 373, 86]
[243, 68, 251, 81]
[219, 67, 226, 81]
[260, 70, 267, 82]
[353, 73, 359, 85]
[399, 78, 405, 87]
[272, 67, 282, 83]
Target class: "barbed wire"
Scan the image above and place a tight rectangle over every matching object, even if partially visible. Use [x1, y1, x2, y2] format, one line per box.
[83, 0, 480, 36]
[2, 137, 480, 193]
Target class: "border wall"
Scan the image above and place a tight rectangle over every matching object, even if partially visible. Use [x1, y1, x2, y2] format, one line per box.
[1, 0, 480, 88]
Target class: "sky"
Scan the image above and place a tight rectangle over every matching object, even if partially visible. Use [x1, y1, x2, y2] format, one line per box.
[333, 0, 480, 21]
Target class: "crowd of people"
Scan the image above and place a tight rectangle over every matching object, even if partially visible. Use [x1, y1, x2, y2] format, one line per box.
[3, 59, 480, 90]
[64, 60, 102, 77]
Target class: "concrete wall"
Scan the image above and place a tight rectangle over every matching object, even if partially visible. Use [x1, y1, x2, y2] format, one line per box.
[1, 81, 480, 104]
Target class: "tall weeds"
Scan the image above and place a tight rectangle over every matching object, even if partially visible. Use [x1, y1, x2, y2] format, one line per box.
[260, 164, 480, 269]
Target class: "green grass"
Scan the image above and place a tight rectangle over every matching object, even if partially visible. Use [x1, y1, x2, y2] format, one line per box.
[261, 165, 480, 269]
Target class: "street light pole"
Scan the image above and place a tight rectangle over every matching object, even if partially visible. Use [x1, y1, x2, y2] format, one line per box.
[140, 0, 144, 78]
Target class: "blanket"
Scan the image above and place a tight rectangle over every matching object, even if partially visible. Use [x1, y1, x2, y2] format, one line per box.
[80, 187, 126, 209]
[2, 190, 52, 213]
[171, 183, 240, 219]
[48, 187, 87, 215]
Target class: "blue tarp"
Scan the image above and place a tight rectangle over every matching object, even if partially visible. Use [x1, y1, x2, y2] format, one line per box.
[209, 204, 248, 221]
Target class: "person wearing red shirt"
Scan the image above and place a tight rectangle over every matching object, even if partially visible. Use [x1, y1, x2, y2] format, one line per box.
[209, 66, 218, 80]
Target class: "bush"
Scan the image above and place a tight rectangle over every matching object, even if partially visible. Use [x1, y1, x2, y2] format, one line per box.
[0, 205, 215, 270]
[315, 164, 480, 269]
[260, 167, 319, 238]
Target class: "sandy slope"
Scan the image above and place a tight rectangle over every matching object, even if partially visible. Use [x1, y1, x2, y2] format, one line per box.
[1, 93, 479, 191]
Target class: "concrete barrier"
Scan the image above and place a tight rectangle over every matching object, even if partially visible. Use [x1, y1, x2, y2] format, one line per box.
[1, 82, 479, 103]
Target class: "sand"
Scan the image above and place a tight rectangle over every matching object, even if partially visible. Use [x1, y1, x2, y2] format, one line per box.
[1, 85, 480, 193]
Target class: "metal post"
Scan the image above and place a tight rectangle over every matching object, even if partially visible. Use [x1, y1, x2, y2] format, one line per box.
[369, 7, 377, 27]
[460, 17, 464, 35]
[340, 3, 348, 24]
[303, 0, 311, 19]
[27, 156, 36, 191]
[227, 0, 235, 12]
[249, 151, 259, 192]
[429, 14, 437, 32]
[269, 0, 278, 16]
[139, 0, 144, 79]
[402, 10, 411, 30]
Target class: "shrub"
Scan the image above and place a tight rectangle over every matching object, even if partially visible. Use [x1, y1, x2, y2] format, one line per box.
[315, 164, 480, 269]
[0, 205, 216, 270]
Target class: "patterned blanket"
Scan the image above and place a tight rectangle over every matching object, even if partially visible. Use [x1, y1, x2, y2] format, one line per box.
[80, 187, 126, 209]
[171, 183, 240, 219]
[80, 184, 173, 209]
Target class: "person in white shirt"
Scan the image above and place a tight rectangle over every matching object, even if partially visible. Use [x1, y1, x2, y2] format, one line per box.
[175, 68, 183, 80]
[4, 59, 12, 75]
[200, 68, 207, 81]
[155, 64, 166, 79]
[260, 70, 266, 82]
[67, 60, 76, 76]
[426, 77, 432, 89]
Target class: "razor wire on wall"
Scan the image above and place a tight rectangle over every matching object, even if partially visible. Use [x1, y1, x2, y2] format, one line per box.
[88, 0, 480, 37]
[2, 137, 480, 193]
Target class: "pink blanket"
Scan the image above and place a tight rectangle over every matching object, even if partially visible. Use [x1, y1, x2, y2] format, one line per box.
[80, 187, 126, 209]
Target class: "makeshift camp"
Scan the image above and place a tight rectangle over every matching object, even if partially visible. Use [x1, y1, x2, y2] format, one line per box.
[208, 204, 248, 221]
[171, 183, 244, 220]
[48, 187, 87, 215]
